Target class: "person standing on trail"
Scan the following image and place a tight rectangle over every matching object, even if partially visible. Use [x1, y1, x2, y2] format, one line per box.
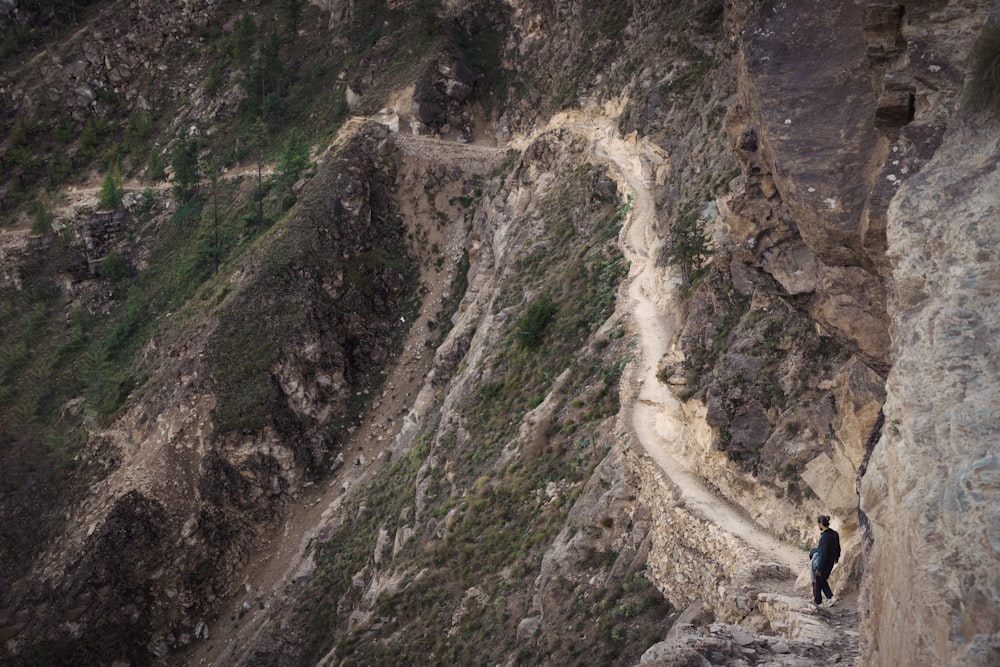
[810, 514, 840, 608]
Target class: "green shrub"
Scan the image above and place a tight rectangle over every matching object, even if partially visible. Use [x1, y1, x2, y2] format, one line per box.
[695, 0, 725, 34]
[515, 295, 558, 349]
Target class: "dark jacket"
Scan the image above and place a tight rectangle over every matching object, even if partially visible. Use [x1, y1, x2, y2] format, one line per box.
[816, 528, 841, 576]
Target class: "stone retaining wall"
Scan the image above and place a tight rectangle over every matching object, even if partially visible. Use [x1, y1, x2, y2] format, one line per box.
[625, 446, 785, 623]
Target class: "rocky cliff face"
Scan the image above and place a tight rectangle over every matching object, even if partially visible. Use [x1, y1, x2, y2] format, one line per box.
[727, 1, 1000, 665]
[1, 126, 416, 660]
[861, 92, 1000, 667]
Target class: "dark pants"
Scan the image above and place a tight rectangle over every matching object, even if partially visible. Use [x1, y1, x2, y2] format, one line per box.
[813, 570, 833, 604]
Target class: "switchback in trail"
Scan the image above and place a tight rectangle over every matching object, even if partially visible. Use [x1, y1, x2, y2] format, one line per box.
[521, 107, 807, 572]
[192, 108, 859, 665]
[593, 123, 807, 574]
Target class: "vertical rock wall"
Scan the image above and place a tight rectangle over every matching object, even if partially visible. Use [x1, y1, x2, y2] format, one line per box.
[732, 0, 892, 373]
[860, 108, 1000, 667]
[732, 2, 999, 662]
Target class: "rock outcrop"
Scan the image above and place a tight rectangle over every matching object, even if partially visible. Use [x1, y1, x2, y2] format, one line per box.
[860, 99, 1000, 667]
[2, 0, 221, 119]
[731, 1, 891, 373]
[722, 1, 1000, 664]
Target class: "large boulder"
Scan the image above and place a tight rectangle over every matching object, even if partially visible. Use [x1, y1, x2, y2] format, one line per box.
[729, 0, 993, 375]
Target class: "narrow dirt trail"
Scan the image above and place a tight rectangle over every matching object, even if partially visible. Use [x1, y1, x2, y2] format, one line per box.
[582, 120, 806, 574]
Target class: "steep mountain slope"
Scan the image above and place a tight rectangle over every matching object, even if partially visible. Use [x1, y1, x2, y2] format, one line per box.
[0, 1, 998, 666]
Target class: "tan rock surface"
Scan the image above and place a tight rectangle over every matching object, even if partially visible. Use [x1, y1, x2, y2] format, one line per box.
[740, 2, 882, 268]
[860, 110, 1000, 666]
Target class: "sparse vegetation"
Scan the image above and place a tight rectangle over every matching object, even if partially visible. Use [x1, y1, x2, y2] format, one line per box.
[288, 153, 638, 665]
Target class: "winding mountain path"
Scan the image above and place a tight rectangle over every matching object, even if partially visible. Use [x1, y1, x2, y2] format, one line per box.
[192, 109, 827, 664]
[516, 108, 807, 571]
[580, 118, 866, 662]
[590, 123, 806, 573]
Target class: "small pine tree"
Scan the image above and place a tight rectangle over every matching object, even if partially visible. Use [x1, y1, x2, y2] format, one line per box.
[249, 119, 268, 227]
[666, 207, 713, 286]
[31, 193, 54, 234]
[272, 128, 311, 210]
[207, 160, 223, 275]
[171, 136, 201, 202]
[242, 30, 288, 122]
[147, 150, 166, 181]
[283, 0, 306, 38]
[231, 14, 257, 67]
[79, 120, 99, 161]
[97, 164, 123, 210]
